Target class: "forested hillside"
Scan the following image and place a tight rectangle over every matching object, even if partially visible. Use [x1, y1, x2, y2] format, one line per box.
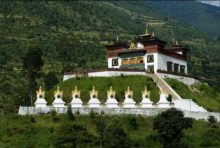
[147, 1, 220, 37]
[0, 1, 219, 108]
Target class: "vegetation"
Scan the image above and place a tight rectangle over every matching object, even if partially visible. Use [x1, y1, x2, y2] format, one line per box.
[164, 78, 220, 112]
[0, 113, 220, 148]
[66, 104, 75, 121]
[208, 115, 217, 127]
[151, 108, 193, 148]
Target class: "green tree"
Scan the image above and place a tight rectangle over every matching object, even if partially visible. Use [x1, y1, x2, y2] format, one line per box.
[44, 71, 59, 91]
[53, 123, 93, 148]
[22, 45, 44, 106]
[56, 36, 86, 72]
[67, 104, 75, 121]
[103, 117, 130, 148]
[6, 64, 13, 71]
[151, 108, 193, 148]
[129, 116, 139, 130]
[95, 117, 106, 148]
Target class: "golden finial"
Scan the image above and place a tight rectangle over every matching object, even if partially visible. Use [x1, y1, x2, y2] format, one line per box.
[129, 43, 135, 49]
[54, 86, 63, 95]
[89, 86, 98, 95]
[72, 86, 81, 95]
[125, 86, 133, 95]
[159, 88, 167, 95]
[36, 86, 45, 95]
[152, 32, 154, 36]
[107, 86, 116, 95]
[176, 41, 178, 45]
[146, 28, 149, 35]
[142, 86, 150, 95]
[117, 36, 119, 41]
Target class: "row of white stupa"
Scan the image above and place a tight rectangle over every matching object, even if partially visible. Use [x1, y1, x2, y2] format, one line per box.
[35, 86, 172, 108]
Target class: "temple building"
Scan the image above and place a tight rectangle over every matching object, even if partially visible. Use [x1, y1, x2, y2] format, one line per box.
[105, 30, 189, 74]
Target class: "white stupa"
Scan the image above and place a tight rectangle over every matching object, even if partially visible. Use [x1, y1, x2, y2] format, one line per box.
[123, 86, 136, 108]
[87, 86, 101, 108]
[156, 88, 170, 108]
[70, 86, 83, 108]
[140, 86, 153, 108]
[105, 86, 119, 108]
[35, 86, 47, 107]
[52, 86, 65, 107]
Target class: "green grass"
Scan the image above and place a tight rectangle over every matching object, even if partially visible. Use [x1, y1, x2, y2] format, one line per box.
[0, 113, 220, 148]
[164, 78, 220, 112]
[45, 75, 160, 105]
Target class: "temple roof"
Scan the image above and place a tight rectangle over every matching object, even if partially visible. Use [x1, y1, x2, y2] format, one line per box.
[104, 41, 129, 49]
[168, 45, 190, 52]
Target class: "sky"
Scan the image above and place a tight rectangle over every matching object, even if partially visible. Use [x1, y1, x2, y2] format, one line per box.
[198, 1, 220, 7]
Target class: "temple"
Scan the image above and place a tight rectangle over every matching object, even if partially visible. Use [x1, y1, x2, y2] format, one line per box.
[105, 29, 189, 74]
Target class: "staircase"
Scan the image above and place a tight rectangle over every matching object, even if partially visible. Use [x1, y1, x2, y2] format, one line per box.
[149, 73, 181, 100]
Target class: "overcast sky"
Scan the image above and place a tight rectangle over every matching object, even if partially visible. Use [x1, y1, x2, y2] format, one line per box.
[198, 1, 220, 7]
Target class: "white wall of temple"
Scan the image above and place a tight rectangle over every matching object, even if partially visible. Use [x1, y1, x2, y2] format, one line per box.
[108, 57, 122, 68]
[144, 53, 158, 72]
[157, 53, 187, 74]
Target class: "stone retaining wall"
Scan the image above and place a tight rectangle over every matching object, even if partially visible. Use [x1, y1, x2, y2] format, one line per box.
[18, 106, 220, 122]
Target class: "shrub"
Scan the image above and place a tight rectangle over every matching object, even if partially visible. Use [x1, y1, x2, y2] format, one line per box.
[129, 116, 139, 130]
[90, 109, 96, 119]
[121, 73, 124, 78]
[208, 116, 217, 127]
[51, 109, 57, 121]
[29, 115, 35, 123]
[167, 94, 172, 102]
[76, 109, 80, 115]
[67, 105, 75, 121]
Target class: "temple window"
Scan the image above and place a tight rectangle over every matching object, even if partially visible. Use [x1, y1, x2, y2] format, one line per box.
[147, 55, 154, 63]
[167, 62, 173, 72]
[122, 59, 128, 65]
[148, 65, 154, 73]
[180, 65, 185, 74]
[112, 58, 118, 66]
[137, 57, 144, 64]
[130, 58, 136, 65]
[174, 63, 179, 73]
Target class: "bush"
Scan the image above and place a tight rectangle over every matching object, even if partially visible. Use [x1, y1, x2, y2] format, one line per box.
[129, 116, 139, 130]
[51, 109, 57, 121]
[76, 109, 80, 115]
[167, 94, 172, 102]
[67, 105, 75, 121]
[121, 73, 124, 78]
[29, 115, 35, 123]
[90, 109, 96, 119]
[208, 116, 217, 127]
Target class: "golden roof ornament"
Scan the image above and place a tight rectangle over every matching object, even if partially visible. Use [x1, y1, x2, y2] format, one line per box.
[117, 36, 119, 41]
[142, 86, 150, 95]
[36, 86, 45, 95]
[176, 41, 178, 45]
[145, 28, 149, 35]
[89, 86, 98, 95]
[125, 86, 133, 95]
[159, 88, 167, 95]
[107, 86, 116, 95]
[54, 86, 63, 95]
[72, 86, 81, 95]
[129, 43, 135, 49]
[152, 32, 155, 37]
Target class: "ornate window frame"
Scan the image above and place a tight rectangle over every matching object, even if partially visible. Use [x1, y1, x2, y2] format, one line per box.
[174, 63, 179, 73]
[112, 58, 118, 66]
[147, 54, 154, 63]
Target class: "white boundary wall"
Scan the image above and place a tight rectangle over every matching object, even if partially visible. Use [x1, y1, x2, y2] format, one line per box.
[18, 106, 220, 122]
[157, 73, 200, 85]
[88, 71, 147, 77]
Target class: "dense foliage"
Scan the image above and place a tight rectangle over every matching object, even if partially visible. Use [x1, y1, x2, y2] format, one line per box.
[152, 108, 193, 148]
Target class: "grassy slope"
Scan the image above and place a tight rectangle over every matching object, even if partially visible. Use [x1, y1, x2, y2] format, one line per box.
[164, 78, 220, 112]
[45, 75, 160, 105]
[1, 114, 220, 148]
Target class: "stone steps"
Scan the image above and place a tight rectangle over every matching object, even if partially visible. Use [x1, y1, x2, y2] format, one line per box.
[149, 73, 180, 100]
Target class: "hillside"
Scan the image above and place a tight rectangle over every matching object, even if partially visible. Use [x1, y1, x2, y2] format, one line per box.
[42, 75, 220, 112]
[0, 1, 220, 108]
[1, 114, 220, 147]
[147, 1, 220, 37]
